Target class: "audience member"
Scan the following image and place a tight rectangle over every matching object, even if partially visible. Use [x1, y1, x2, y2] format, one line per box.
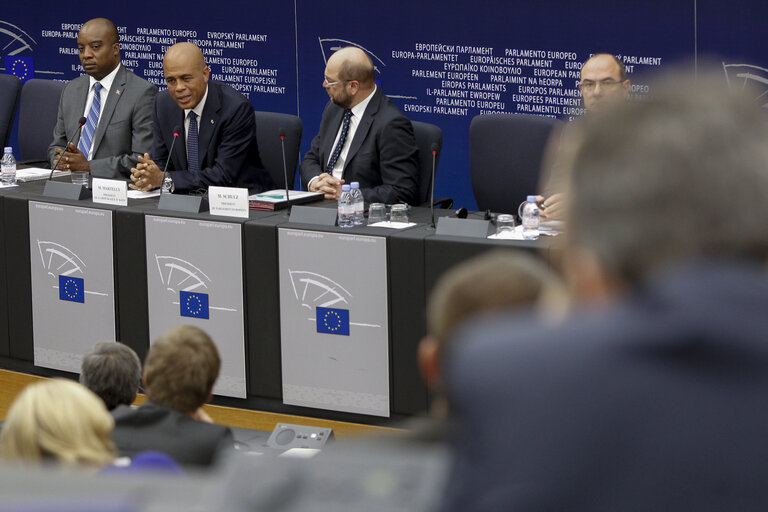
[111, 325, 233, 467]
[300, 46, 419, 204]
[80, 341, 141, 411]
[442, 70, 768, 511]
[0, 379, 115, 468]
[420, 249, 565, 418]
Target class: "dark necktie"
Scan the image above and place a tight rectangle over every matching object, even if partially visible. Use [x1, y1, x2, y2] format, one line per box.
[325, 109, 352, 174]
[78, 82, 102, 158]
[187, 111, 199, 173]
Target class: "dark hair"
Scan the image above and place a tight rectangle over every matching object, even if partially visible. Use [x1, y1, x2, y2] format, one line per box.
[582, 53, 627, 81]
[565, 68, 768, 282]
[144, 325, 220, 413]
[80, 342, 141, 410]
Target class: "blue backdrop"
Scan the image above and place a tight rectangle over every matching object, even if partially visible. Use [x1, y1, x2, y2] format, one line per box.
[2, 1, 766, 209]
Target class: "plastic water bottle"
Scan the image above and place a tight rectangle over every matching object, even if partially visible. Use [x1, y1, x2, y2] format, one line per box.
[1, 147, 16, 185]
[350, 181, 364, 226]
[521, 195, 540, 240]
[338, 184, 354, 228]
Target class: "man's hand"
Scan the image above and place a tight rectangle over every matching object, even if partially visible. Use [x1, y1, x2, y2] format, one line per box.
[129, 153, 163, 191]
[56, 142, 90, 173]
[540, 193, 566, 221]
[309, 173, 345, 200]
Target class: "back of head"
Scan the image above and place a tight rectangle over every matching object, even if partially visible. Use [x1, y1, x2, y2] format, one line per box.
[565, 68, 768, 283]
[144, 325, 220, 413]
[80, 341, 141, 410]
[334, 46, 376, 85]
[428, 249, 563, 350]
[0, 378, 115, 467]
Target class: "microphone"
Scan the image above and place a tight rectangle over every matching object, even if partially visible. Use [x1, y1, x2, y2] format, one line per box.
[49, 116, 87, 181]
[161, 125, 182, 194]
[430, 142, 439, 227]
[278, 127, 290, 201]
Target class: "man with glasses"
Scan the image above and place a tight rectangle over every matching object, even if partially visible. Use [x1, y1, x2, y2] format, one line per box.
[539, 53, 630, 220]
[300, 46, 419, 204]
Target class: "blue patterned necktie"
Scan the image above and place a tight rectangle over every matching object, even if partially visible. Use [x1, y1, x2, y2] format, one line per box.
[187, 111, 199, 173]
[325, 109, 352, 174]
[77, 82, 102, 158]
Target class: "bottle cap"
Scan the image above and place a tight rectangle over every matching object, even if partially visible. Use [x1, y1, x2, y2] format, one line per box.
[3, 147, 11, 152]
[527, 195, 537, 202]
[351, 182, 360, 188]
[342, 184, 351, 191]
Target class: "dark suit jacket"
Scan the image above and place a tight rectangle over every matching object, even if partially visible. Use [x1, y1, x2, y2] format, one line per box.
[152, 80, 273, 193]
[300, 88, 419, 205]
[443, 260, 768, 511]
[111, 401, 233, 467]
[48, 64, 156, 179]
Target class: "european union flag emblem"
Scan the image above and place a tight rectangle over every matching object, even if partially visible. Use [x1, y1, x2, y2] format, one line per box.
[316, 307, 350, 336]
[180, 290, 209, 319]
[5, 56, 34, 83]
[59, 275, 84, 303]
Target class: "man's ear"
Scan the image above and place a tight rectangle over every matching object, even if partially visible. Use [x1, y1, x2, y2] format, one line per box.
[418, 335, 442, 389]
[563, 246, 622, 304]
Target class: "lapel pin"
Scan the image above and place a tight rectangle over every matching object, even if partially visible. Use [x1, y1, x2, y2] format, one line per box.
[210, 119, 214, 124]
[115, 89, 121, 95]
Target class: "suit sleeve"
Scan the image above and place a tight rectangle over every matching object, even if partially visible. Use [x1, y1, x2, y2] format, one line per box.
[169, 99, 256, 192]
[362, 114, 419, 205]
[89, 81, 157, 179]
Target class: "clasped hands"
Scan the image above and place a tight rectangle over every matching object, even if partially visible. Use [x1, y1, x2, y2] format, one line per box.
[53, 143, 90, 173]
[129, 153, 163, 191]
[309, 173, 344, 200]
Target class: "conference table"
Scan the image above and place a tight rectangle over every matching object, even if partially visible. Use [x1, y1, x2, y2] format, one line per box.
[0, 178, 557, 423]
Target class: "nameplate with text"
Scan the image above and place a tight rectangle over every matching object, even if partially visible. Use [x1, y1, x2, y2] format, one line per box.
[92, 178, 127, 206]
[209, 186, 249, 218]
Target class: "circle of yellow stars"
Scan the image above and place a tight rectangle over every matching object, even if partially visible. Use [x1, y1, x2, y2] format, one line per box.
[63, 279, 79, 299]
[185, 295, 203, 315]
[11, 59, 30, 81]
[323, 310, 343, 332]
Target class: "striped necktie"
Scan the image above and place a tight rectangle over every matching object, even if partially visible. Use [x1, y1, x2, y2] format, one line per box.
[325, 109, 352, 174]
[77, 82, 102, 158]
[187, 111, 199, 173]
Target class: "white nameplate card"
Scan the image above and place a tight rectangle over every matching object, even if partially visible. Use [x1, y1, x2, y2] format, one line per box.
[92, 178, 127, 206]
[209, 186, 249, 218]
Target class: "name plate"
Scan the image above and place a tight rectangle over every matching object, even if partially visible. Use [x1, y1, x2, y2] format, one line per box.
[92, 178, 127, 206]
[209, 186, 249, 218]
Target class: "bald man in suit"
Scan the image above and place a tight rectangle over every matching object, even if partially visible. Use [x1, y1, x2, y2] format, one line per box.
[48, 18, 156, 180]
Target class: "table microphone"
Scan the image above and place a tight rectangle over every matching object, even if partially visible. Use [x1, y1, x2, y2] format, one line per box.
[430, 142, 439, 228]
[161, 125, 182, 194]
[48, 116, 87, 181]
[278, 127, 290, 201]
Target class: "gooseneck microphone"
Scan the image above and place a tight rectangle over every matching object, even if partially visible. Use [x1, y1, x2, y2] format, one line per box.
[48, 116, 87, 181]
[278, 127, 290, 201]
[430, 142, 439, 228]
[161, 125, 182, 193]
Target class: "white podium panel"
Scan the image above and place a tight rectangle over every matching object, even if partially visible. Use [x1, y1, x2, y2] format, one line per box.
[29, 201, 115, 372]
[278, 228, 390, 417]
[145, 215, 246, 399]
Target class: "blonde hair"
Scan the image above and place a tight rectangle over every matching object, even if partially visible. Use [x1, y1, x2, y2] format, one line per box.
[0, 378, 116, 467]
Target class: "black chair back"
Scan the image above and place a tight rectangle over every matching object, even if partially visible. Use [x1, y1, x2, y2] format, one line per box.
[411, 120, 443, 205]
[253, 111, 302, 189]
[0, 74, 22, 148]
[470, 113, 560, 214]
[18, 79, 67, 162]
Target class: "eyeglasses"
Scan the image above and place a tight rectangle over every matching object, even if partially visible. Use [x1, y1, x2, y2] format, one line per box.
[580, 78, 625, 91]
[323, 76, 349, 87]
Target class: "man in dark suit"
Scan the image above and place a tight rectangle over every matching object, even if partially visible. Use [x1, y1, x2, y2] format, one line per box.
[48, 18, 156, 180]
[300, 46, 419, 204]
[442, 72, 768, 511]
[129, 42, 273, 193]
[111, 325, 233, 467]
